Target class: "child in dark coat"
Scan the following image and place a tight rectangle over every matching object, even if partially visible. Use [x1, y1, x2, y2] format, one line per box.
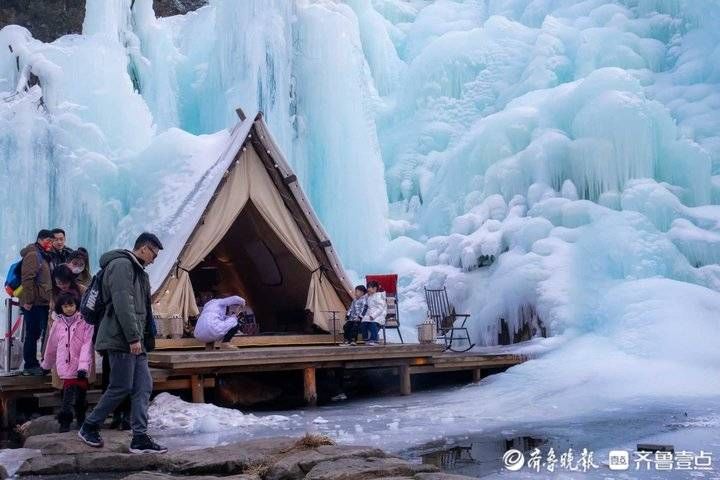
[340, 286, 368, 346]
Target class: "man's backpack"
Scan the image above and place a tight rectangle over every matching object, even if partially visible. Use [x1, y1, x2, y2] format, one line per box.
[4, 250, 43, 297]
[80, 269, 107, 326]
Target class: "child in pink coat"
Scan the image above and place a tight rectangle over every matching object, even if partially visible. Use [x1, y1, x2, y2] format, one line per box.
[41, 291, 94, 432]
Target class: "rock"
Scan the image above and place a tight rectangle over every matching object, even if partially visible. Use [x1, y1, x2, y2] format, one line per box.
[305, 457, 439, 480]
[17, 454, 76, 476]
[16, 433, 449, 480]
[414, 474, 479, 480]
[0, 464, 7, 480]
[163, 437, 296, 475]
[123, 472, 260, 480]
[76, 452, 164, 472]
[23, 429, 129, 454]
[265, 445, 387, 480]
[16, 415, 58, 442]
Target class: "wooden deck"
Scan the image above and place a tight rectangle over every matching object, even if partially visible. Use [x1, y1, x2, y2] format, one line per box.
[147, 343, 527, 405]
[0, 342, 529, 428]
[154, 334, 337, 350]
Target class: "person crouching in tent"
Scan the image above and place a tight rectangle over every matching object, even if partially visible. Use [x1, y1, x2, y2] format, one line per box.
[193, 295, 246, 350]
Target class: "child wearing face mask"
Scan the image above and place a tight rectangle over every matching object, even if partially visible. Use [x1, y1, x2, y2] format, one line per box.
[71, 248, 92, 288]
[41, 291, 94, 432]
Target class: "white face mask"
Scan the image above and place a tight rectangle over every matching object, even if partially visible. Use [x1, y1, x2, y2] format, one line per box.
[70, 266, 83, 274]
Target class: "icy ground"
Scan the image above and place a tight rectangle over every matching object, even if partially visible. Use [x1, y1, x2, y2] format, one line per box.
[148, 387, 720, 479]
[0, 387, 718, 478]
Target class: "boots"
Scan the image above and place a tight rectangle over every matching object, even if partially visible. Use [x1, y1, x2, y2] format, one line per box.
[58, 384, 77, 433]
[57, 409, 73, 433]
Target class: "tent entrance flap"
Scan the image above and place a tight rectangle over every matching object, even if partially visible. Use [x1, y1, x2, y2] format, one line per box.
[190, 202, 318, 334]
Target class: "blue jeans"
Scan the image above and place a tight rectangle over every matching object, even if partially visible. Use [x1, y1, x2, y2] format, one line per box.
[22, 305, 48, 370]
[361, 322, 380, 342]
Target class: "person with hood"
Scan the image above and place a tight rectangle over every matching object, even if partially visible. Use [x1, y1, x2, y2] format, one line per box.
[19, 229, 54, 375]
[50, 228, 74, 270]
[361, 280, 387, 346]
[194, 295, 246, 349]
[78, 232, 166, 454]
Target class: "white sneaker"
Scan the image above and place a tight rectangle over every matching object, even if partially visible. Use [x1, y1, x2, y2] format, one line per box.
[366, 341, 378, 346]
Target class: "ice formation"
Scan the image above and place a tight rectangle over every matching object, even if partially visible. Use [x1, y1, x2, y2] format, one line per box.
[148, 392, 289, 435]
[1, 0, 720, 428]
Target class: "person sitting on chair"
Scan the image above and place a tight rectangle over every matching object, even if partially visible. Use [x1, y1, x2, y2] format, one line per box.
[340, 285, 368, 346]
[361, 281, 386, 346]
[193, 295, 246, 350]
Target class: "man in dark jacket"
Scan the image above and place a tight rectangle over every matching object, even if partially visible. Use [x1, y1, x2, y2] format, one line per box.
[19, 229, 54, 375]
[79, 232, 167, 454]
[50, 228, 73, 270]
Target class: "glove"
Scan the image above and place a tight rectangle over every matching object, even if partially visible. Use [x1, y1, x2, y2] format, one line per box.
[77, 370, 87, 379]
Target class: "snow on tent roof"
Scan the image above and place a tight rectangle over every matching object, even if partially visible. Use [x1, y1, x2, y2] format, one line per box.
[146, 111, 353, 332]
[144, 116, 254, 291]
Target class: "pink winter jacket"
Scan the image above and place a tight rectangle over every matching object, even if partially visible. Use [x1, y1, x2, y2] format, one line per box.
[41, 311, 94, 379]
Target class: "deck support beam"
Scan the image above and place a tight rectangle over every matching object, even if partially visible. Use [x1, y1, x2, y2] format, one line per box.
[191, 374, 205, 403]
[472, 368, 484, 383]
[303, 367, 317, 407]
[1, 395, 15, 429]
[399, 365, 411, 395]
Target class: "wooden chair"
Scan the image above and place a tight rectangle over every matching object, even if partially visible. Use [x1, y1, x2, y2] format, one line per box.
[424, 287, 474, 352]
[366, 274, 404, 344]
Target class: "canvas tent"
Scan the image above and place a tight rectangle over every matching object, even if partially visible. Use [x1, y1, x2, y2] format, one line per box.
[150, 111, 352, 333]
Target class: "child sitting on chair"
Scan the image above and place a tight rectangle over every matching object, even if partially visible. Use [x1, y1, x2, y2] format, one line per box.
[362, 280, 387, 346]
[340, 285, 368, 346]
[193, 295, 246, 350]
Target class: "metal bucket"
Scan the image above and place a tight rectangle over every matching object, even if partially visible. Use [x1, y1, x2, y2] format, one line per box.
[417, 322, 435, 344]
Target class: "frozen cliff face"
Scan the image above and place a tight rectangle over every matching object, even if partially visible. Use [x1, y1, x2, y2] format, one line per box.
[1, 0, 720, 414]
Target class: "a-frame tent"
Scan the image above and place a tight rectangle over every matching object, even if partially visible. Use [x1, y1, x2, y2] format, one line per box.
[150, 111, 352, 334]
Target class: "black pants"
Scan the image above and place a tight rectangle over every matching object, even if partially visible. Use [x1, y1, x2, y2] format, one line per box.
[22, 305, 48, 369]
[58, 382, 88, 427]
[222, 324, 240, 343]
[343, 321, 361, 343]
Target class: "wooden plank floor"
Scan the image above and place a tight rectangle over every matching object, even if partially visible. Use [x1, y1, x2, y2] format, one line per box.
[155, 334, 337, 350]
[148, 343, 444, 372]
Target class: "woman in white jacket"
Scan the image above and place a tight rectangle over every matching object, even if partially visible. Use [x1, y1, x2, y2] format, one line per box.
[361, 281, 386, 346]
[194, 295, 246, 349]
